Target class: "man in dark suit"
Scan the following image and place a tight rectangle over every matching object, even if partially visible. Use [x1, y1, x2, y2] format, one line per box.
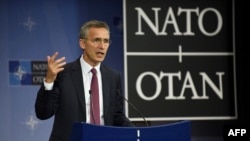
[35, 20, 134, 141]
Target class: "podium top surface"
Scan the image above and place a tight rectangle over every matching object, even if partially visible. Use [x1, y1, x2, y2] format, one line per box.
[69, 120, 191, 141]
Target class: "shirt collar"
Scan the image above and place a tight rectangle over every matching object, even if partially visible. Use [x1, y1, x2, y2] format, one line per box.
[80, 55, 101, 74]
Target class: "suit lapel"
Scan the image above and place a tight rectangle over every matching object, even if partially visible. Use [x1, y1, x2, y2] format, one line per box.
[101, 65, 111, 119]
[71, 59, 86, 114]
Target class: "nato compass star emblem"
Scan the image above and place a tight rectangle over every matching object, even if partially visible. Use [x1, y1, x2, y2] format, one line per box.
[24, 115, 39, 131]
[21, 114, 41, 136]
[20, 16, 38, 31]
[9, 60, 32, 85]
[14, 66, 27, 81]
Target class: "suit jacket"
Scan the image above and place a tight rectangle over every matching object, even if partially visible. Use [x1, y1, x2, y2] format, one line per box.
[35, 57, 134, 141]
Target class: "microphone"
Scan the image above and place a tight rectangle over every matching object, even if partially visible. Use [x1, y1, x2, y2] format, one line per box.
[89, 90, 96, 124]
[119, 93, 149, 127]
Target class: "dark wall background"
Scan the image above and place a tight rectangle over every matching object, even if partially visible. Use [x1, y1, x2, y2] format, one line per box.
[189, 0, 248, 140]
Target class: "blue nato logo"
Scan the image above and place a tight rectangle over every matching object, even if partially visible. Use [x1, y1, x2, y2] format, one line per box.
[9, 60, 47, 86]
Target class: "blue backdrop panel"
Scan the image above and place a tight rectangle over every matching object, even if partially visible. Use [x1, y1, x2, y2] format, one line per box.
[0, 0, 123, 141]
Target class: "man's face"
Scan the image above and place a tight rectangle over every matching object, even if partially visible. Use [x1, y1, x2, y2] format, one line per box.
[80, 27, 111, 67]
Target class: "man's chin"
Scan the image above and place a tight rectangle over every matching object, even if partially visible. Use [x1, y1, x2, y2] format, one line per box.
[96, 58, 105, 63]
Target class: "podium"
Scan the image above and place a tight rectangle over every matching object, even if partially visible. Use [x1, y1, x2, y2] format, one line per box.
[69, 120, 191, 141]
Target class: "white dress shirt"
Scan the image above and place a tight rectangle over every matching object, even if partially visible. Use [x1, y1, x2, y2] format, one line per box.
[80, 56, 104, 125]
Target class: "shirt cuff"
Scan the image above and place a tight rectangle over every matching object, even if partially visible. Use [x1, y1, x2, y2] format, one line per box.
[43, 79, 54, 90]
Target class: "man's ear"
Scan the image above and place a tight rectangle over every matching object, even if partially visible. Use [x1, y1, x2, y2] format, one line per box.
[79, 39, 85, 49]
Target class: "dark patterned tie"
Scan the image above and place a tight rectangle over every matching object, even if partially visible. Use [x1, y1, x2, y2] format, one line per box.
[90, 68, 100, 125]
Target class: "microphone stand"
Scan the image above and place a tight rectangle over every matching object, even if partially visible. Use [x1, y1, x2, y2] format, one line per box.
[121, 95, 149, 127]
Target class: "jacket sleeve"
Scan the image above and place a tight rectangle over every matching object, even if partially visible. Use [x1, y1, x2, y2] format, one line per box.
[35, 82, 60, 120]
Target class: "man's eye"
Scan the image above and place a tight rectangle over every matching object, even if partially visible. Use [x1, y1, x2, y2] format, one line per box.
[103, 39, 109, 43]
[94, 38, 101, 42]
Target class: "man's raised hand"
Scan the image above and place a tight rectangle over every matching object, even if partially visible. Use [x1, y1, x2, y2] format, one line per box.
[45, 52, 66, 83]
